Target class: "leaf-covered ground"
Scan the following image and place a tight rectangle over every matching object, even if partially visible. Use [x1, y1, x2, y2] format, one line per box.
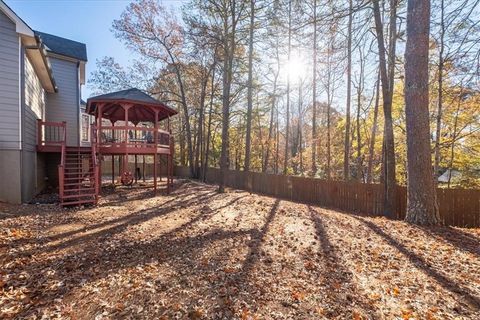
[1, 180, 480, 319]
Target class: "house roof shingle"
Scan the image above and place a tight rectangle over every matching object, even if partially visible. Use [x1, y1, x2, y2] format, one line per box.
[34, 31, 87, 61]
[86, 88, 178, 122]
[88, 88, 166, 105]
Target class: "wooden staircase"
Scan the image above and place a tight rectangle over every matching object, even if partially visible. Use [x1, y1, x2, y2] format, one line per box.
[58, 146, 99, 206]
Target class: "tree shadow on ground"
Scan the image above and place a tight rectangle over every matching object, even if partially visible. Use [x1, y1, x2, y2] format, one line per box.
[309, 206, 375, 317]
[209, 198, 280, 315]
[5, 183, 258, 318]
[240, 199, 280, 274]
[417, 225, 480, 258]
[44, 187, 212, 242]
[37, 190, 223, 254]
[353, 216, 480, 313]
[1, 181, 200, 253]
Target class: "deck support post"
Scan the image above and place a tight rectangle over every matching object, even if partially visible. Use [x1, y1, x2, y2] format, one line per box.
[135, 155, 138, 184]
[134, 124, 138, 184]
[153, 110, 159, 194]
[97, 103, 104, 191]
[111, 155, 114, 185]
[123, 104, 132, 185]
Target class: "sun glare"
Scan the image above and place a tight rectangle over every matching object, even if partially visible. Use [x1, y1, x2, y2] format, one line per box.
[282, 54, 308, 84]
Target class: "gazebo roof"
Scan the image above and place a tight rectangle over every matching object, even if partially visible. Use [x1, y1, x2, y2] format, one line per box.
[86, 88, 177, 123]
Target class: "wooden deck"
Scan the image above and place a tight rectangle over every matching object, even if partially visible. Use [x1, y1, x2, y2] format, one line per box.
[37, 120, 173, 156]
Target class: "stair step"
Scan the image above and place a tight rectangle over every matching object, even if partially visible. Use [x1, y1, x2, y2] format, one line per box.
[60, 146, 97, 206]
[62, 194, 96, 199]
[64, 177, 94, 181]
[65, 171, 92, 174]
[64, 186, 95, 190]
[61, 199, 96, 206]
[64, 184, 95, 188]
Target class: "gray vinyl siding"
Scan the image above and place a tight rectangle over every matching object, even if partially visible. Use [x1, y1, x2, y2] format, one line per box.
[0, 150, 21, 203]
[23, 54, 45, 151]
[0, 10, 20, 150]
[46, 57, 79, 146]
[20, 150, 37, 202]
[19, 52, 48, 202]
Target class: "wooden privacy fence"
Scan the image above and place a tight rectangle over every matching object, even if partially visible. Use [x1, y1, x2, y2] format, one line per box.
[174, 166, 480, 228]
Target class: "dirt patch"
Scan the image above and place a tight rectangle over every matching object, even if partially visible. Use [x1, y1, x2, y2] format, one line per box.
[1, 179, 479, 319]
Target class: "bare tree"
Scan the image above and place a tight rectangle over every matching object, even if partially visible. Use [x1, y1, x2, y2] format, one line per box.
[283, 0, 292, 175]
[366, 70, 380, 183]
[344, 0, 353, 181]
[244, 0, 256, 172]
[372, 0, 397, 218]
[311, 0, 318, 176]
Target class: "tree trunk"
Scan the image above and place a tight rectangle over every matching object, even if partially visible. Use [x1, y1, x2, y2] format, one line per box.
[171, 60, 194, 177]
[372, 0, 397, 218]
[355, 47, 365, 182]
[202, 64, 216, 182]
[344, 0, 353, 181]
[311, 0, 318, 176]
[244, 0, 255, 172]
[275, 105, 279, 174]
[404, 0, 440, 225]
[219, 30, 236, 192]
[434, 0, 445, 183]
[179, 115, 186, 166]
[283, 0, 292, 175]
[263, 70, 278, 173]
[447, 97, 462, 189]
[195, 70, 208, 178]
[367, 70, 380, 183]
[298, 81, 303, 174]
[356, 80, 362, 182]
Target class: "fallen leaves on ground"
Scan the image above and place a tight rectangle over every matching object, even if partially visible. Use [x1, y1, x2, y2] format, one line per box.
[1, 180, 479, 319]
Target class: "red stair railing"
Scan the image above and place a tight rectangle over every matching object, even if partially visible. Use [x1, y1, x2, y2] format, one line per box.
[37, 120, 66, 151]
[57, 122, 67, 203]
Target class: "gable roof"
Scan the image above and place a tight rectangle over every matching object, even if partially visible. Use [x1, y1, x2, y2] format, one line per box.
[0, 1, 57, 92]
[0, 0, 33, 36]
[34, 30, 87, 61]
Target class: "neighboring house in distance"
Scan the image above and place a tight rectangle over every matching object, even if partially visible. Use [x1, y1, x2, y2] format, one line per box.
[0, 1, 88, 203]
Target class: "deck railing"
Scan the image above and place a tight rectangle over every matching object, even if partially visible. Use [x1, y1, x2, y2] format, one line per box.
[97, 125, 171, 152]
[37, 120, 66, 151]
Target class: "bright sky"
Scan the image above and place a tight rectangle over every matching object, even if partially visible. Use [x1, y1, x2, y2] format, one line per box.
[5, 0, 184, 98]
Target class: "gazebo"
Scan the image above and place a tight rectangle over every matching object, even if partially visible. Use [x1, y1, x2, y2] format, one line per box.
[86, 88, 177, 194]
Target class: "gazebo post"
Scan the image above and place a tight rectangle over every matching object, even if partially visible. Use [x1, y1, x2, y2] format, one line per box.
[134, 154, 138, 184]
[110, 120, 115, 185]
[142, 155, 146, 182]
[134, 123, 138, 184]
[123, 103, 132, 185]
[97, 103, 104, 190]
[153, 110, 159, 194]
[111, 155, 114, 185]
[167, 115, 172, 194]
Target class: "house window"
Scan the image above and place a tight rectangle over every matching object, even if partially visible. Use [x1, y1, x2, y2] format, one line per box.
[81, 114, 90, 142]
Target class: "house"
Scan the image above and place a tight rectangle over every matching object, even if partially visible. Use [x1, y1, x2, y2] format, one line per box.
[0, 1, 89, 203]
[1, 1, 175, 206]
